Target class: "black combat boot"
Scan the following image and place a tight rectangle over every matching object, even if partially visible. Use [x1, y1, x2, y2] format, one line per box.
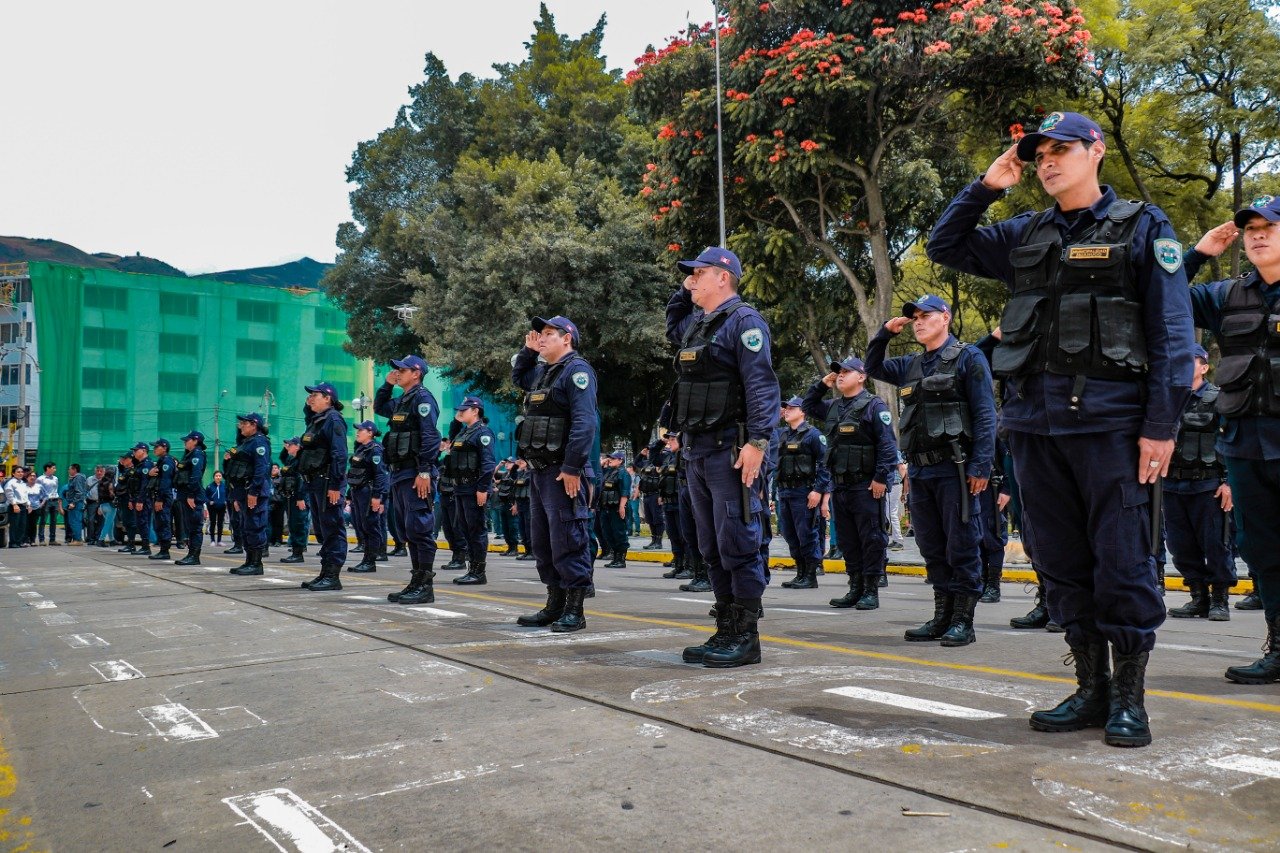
[1030, 639, 1110, 732]
[549, 587, 587, 633]
[231, 548, 264, 576]
[387, 553, 419, 602]
[351, 543, 364, 553]
[117, 536, 136, 553]
[830, 572, 865, 609]
[980, 564, 1001, 603]
[679, 558, 711, 592]
[855, 574, 880, 610]
[702, 599, 762, 668]
[454, 556, 487, 585]
[905, 589, 954, 641]
[662, 554, 684, 579]
[347, 551, 377, 573]
[789, 560, 818, 590]
[516, 548, 533, 561]
[605, 549, 626, 569]
[136, 542, 153, 557]
[644, 535, 663, 550]
[673, 554, 696, 580]
[397, 564, 436, 604]
[1236, 589, 1263, 610]
[280, 546, 305, 564]
[1225, 614, 1280, 685]
[1011, 577, 1050, 629]
[232, 548, 255, 573]
[306, 563, 343, 592]
[390, 544, 408, 558]
[683, 599, 735, 663]
[878, 573, 888, 587]
[225, 542, 244, 555]
[375, 542, 388, 562]
[939, 593, 978, 647]
[1168, 582, 1208, 618]
[1207, 584, 1230, 622]
[517, 585, 567, 627]
[503, 544, 519, 556]
[1105, 649, 1152, 747]
[780, 560, 807, 589]
[175, 544, 201, 566]
[444, 552, 468, 571]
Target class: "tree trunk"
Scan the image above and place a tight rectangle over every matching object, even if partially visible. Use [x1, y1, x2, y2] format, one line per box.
[1231, 130, 1243, 277]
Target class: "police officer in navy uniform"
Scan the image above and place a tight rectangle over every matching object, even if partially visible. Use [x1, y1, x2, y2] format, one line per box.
[173, 431, 207, 566]
[637, 444, 665, 549]
[347, 420, 390, 573]
[129, 443, 155, 556]
[510, 457, 533, 559]
[1161, 344, 1234, 622]
[802, 357, 899, 609]
[145, 439, 177, 560]
[656, 432, 687, 578]
[495, 459, 521, 556]
[447, 396, 497, 586]
[224, 413, 272, 575]
[978, 437, 1011, 603]
[1183, 198, 1280, 684]
[375, 356, 442, 605]
[296, 383, 349, 592]
[926, 111, 1195, 746]
[277, 438, 310, 564]
[117, 448, 143, 553]
[511, 315, 599, 632]
[667, 248, 781, 668]
[773, 396, 831, 591]
[866, 296, 996, 645]
[437, 435, 468, 570]
[600, 452, 631, 568]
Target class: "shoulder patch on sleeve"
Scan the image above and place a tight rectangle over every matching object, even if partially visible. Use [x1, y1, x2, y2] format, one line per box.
[1154, 238, 1183, 274]
[417, 402, 431, 417]
[818, 434, 827, 445]
[740, 328, 764, 352]
[372, 455, 381, 465]
[572, 371, 590, 390]
[480, 435, 492, 447]
[879, 411, 893, 425]
[256, 446, 266, 456]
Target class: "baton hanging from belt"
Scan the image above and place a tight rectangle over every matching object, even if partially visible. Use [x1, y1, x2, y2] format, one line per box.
[949, 439, 970, 524]
[1150, 478, 1163, 558]
[736, 423, 751, 525]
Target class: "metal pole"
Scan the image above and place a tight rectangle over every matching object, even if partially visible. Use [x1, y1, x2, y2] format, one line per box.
[16, 308, 26, 463]
[713, 1, 727, 247]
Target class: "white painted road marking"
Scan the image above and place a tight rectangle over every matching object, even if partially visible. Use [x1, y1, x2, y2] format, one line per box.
[90, 660, 144, 682]
[224, 788, 372, 853]
[29, 600, 56, 609]
[668, 597, 713, 604]
[823, 686, 1006, 720]
[345, 595, 384, 602]
[39, 612, 75, 625]
[1158, 642, 1256, 659]
[405, 606, 466, 618]
[1207, 754, 1280, 780]
[62, 633, 110, 648]
[138, 703, 218, 741]
[440, 628, 682, 650]
[17, 591, 42, 598]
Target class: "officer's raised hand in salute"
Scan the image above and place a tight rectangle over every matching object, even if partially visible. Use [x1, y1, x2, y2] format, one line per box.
[926, 111, 1195, 748]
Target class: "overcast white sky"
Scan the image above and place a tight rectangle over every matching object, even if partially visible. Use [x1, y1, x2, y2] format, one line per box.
[0, 1, 707, 273]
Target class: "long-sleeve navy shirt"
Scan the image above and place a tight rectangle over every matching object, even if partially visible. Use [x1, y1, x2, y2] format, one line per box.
[926, 180, 1194, 439]
[511, 349, 599, 479]
[373, 382, 442, 484]
[352, 439, 391, 499]
[774, 421, 833, 496]
[801, 384, 900, 488]
[451, 421, 497, 495]
[302, 406, 349, 488]
[177, 448, 206, 501]
[865, 332, 996, 481]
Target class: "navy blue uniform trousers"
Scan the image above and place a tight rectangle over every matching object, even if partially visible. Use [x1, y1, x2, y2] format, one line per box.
[1225, 457, 1280, 622]
[977, 488, 1007, 573]
[439, 491, 465, 554]
[390, 478, 436, 571]
[1163, 488, 1233, 586]
[305, 482, 347, 568]
[643, 494, 665, 538]
[778, 489, 822, 565]
[1008, 431, 1164, 654]
[453, 493, 488, 561]
[678, 483, 702, 565]
[153, 498, 174, 545]
[180, 498, 204, 550]
[662, 499, 684, 560]
[909, 474, 982, 597]
[529, 467, 592, 589]
[236, 495, 269, 550]
[685, 448, 766, 600]
[350, 486, 381, 557]
[516, 497, 531, 552]
[832, 485, 886, 581]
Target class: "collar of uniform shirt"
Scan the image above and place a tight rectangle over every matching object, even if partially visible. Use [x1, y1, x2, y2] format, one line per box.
[1047, 185, 1117, 233]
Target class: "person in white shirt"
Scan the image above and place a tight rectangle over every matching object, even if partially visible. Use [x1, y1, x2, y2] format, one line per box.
[6, 468, 30, 548]
[34, 463, 61, 545]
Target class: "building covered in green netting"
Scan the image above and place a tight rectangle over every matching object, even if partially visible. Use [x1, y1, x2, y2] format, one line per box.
[17, 261, 516, 468]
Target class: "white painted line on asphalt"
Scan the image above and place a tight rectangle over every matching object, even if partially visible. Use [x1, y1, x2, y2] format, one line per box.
[767, 607, 847, 617]
[502, 578, 542, 584]
[138, 703, 218, 742]
[17, 591, 42, 598]
[668, 596, 713, 604]
[440, 628, 681, 650]
[39, 612, 75, 625]
[405, 606, 466, 618]
[345, 595, 384, 602]
[224, 788, 372, 853]
[146, 623, 205, 638]
[824, 686, 1006, 720]
[260, 578, 294, 585]
[1159, 642, 1256, 659]
[5, 582, 33, 588]
[62, 633, 110, 648]
[352, 765, 500, 801]
[29, 600, 56, 609]
[91, 660, 144, 682]
[1208, 754, 1280, 780]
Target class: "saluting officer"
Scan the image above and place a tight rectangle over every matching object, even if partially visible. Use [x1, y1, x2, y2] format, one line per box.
[448, 396, 497, 586]
[667, 248, 781, 668]
[173, 431, 207, 566]
[774, 396, 831, 591]
[224, 413, 272, 575]
[1160, 345, 1234, 622]
[277, 438, 309, 564]
[1184, 199, 1280, 684]
[347, 420, 390, 573]
[926, 111, 1195, 746]
[375, 356, 443, 605]
[297, 383, 348, 592]
[146, 439, 177, 560]
[802, 357, 899, 609]
[600, 452, 630, 568]
[511, 315, 599, 632]
[866, 296, 996, 646]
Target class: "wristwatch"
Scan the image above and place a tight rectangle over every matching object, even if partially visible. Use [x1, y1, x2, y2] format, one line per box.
[747, 438, 769, 453]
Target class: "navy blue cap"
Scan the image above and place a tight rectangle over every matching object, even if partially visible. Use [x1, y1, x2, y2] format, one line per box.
[181, 431, 205, 444]
[678, 246, 743, 279]
[1234, 194, 1280, 227]
[531, 316, 580, 347]
[902, 294, 950, 317]
[783, 396, 805, 408]
[354, 420, 380, 435]
[829, 356, 866, 373]
[1016, 111, 1105, 162]
[1191, 343, 1209, 361]
[132, 442, 149, 452]
[236, 412, 265, 429]
[609, 451, 626, 460]
[454, 395, 484, 411]
[150, 438, 169, 449]
[663, 430, 680, 439]
[305, 383, 344, 411]
[285, 436, 301, 445]
[390, 355, 428, 374]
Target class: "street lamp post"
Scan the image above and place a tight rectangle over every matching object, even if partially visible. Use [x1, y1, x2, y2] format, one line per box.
[213, 389, 227, 467]
[352, 392, 371, 422]
[260, 388, 277, 429]
[713, 0, 727, 247]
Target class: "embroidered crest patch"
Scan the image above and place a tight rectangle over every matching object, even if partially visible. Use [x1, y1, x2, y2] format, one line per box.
[1153, 238, 1183, 274]
[373, 455, 381, 465]
[741, 328, 764, 352]
[572, 372, 590, 390]
[880, 411, 892, 425]
[417, 402, 431, 417]
[256, 446, 266, 456]
[480, 435, 492, 446]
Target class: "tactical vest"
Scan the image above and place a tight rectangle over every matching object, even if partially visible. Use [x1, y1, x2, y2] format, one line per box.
[277, 454, 302, 497]
[824, 394, 878, 485]
[898, 343, 973, 467]
[1169, 385, 1224, 481]
[600, 467, 623, 503]
[444, 426, 482, 482]
[993, 200, 1149, 391]
[512, 469, 530, 499]
[517, 358, 573, 467]
[142, 461, 161, 496]
[670, 303, 749, 433]
[658, 456, 679, 500]
[385, 393, 423, 470]
[298, 422, 330, 477]
[347, 446, 374, 488]
[496, 472, 516, 499]
[174, 454, 196, 488]
[639, 464, 661, 495]
[776, 424, 818, 489]
[121, 467, 141, 497]
[224, 447, 253, 487]
[1213, 278, 1280, 418]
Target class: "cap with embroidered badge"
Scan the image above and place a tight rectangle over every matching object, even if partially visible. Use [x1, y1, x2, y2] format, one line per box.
[305, 382, 344, 411]
[1015, 111, 1105, 162]
[1191, 343, 1210, 361]
[236, 412, 265, 429]
[354, 420, 380, 435]
[783, 396, 805, 408]
[284, 436, 301, 446]
[132, 442, 150, 452]
[1233, 194, 1280, 227]
[609, 451, 626, 460]
[180, 431, 205, 445]
[677, 246, 743, 279]
[828, 356, 866, 373]
[390, 355, 428, 374]
[902, 294, 951, 317]
[531, 315, 580, 348]
[151, 438, 170, 449]
[455, 395, 484, 411]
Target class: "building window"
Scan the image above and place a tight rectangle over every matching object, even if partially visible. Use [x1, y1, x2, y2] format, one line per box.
[236, 376, 277, 397]
[315, 307, 343, 328]
[158, 411, 196, 434]
[159, 293, 198, 316]
[237, 339, 278, 361]
[159, 333, 198, 356]
[0, 364, 32, 385]
[83, 327, 127, 350]
[236, 300, 278, 324]
[0, 406, 29, 426]
[82, 409, 125, 431]
[84, 285, 129, 311]
[82, 368, 127, 390]
[158, 372, 188, 393]
[314, 344, 347, 364]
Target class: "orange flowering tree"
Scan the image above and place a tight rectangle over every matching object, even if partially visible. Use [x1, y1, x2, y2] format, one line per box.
[629, 0, 1093, 359]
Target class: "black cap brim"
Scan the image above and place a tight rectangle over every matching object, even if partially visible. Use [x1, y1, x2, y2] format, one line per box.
[1234, 207, 1280, 227]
